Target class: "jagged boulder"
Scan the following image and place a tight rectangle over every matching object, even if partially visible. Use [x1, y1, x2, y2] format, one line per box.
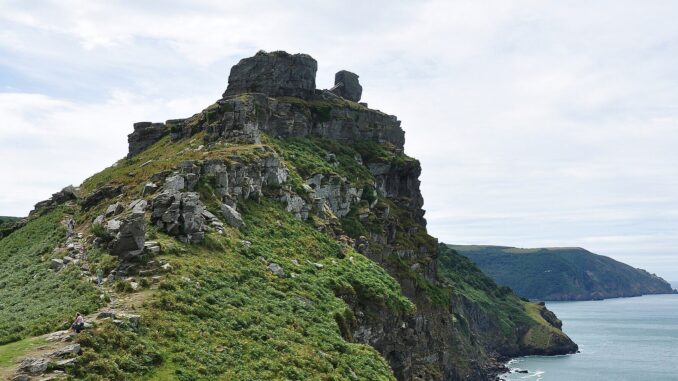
[127, 121, 168, 158]
[223, 50, 317, 99]
[19, 357, 48, 374]
[105, 202, 124, 217]
[332, 70, 362, 102]
[128, 199, 148, 214]
[108, 213, 145, 258]
[220, 204, 245, 229]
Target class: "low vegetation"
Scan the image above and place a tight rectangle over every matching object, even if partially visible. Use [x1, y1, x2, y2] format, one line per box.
[0, 207, 101, 345]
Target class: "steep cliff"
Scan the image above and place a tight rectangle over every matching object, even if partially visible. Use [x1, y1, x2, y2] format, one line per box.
[0, 51, 575, 381]
[451, 245, 677, 301]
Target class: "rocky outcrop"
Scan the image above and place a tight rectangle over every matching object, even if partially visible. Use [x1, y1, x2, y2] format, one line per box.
[29, 185, 79, 216]
[127, 122, 168, 158]
[223, 50, 317, 99]
[305, 173, 361, 218]
[81, 185, 122, 210]
[332, 70, 362, 102]
[164, 93, 405, 149]
[151, 190, 206, 244]
[201, 152, 288, 201]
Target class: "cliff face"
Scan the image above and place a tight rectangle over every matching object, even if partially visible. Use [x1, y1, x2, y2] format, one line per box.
[5, 51, 575, 381]
[452, 245, 677, 301]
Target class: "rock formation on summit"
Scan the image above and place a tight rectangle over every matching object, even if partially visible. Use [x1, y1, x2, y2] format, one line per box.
[223, 50, 318, 98]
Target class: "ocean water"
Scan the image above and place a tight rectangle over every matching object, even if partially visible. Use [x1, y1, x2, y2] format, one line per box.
[502, 288, 678, 381]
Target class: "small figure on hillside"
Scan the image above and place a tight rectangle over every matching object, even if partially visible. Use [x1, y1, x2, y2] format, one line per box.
[67, 218, 76, 237]
[96, 268, 104, 286]
[71, 313, 85, 333]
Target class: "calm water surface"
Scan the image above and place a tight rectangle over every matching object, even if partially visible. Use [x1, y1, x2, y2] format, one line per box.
[503, 285, 678, 381]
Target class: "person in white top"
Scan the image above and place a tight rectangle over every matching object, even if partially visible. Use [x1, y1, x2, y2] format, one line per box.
[71, 312, 85, 333]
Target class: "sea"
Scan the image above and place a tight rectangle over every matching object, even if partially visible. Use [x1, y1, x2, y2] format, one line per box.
[502, 282, 678, 381]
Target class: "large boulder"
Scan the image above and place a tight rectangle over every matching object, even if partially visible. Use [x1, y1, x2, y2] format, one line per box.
[108, 213, 145, 258]
[332, 70, 362, 102]
[223, 51, 317, 99]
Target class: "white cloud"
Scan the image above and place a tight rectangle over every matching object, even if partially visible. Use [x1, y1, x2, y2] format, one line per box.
[1, 0, 678, 278]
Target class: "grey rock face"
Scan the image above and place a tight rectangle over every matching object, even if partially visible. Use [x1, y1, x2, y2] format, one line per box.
[108, 213, 146, 258]
[368, 161, 426, 226]
[151, 190, 205, 243]
[220, 204, 245, 229]
[332, 70, 362, 102]
[223, 50, 317, 99]
[305, 173, 361, 218]
[127, 121, 168, 158]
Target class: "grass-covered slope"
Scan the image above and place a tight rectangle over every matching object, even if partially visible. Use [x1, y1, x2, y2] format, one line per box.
[451, 245, 677, 301]
[0, 216, 22, 239]
[71, 201, 409, 380]
[437, 244, 577, 357]
[0, 208, 101, 345]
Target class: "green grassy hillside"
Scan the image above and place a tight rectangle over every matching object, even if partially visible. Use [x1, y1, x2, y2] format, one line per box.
[437, 244, 577, 356]
[0, 208, 101, 345]
[450, 245, 677, 301]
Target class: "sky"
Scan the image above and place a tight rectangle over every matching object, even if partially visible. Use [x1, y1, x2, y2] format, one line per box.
[1, 0, 678, 280]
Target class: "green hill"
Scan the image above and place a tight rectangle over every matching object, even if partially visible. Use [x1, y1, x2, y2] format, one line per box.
[450, 244, 677, 301]
[0, 51, 576, 381]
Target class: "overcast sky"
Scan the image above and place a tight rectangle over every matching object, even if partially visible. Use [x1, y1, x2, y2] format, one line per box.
[2, 0, 678, 280]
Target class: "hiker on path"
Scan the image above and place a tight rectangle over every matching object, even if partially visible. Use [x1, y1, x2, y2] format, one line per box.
[71, 313, 85, 333]
[67, 218, 75, 237]
[96, 268, 104, 286]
